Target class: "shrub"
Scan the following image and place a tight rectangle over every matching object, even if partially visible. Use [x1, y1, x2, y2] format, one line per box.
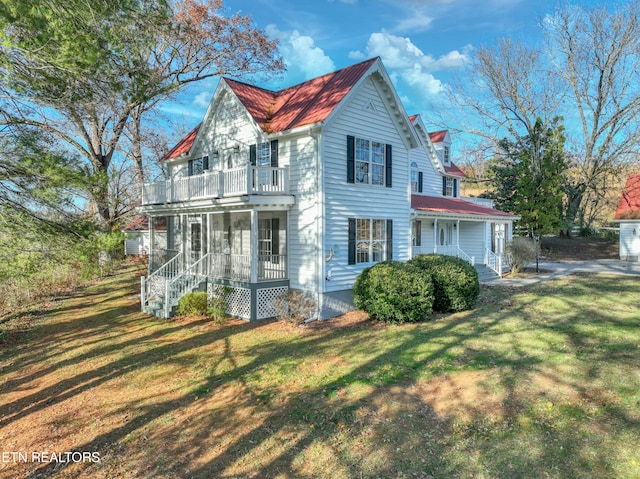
[506, 236, 536, 274]
[408, 255, 479, 313]
[208, 286, 231, 323]
[273, 289, 316, 325]
[353, 261, 434, 323]
[177, 291, 208, 316]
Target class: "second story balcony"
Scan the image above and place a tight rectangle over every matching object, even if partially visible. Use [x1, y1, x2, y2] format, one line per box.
[142, 166, 290, 206]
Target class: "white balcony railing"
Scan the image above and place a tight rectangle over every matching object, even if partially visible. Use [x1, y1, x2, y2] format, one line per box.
[142, 166, 290, 205]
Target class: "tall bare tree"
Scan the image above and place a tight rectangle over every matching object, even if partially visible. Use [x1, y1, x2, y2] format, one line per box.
[0, 0, 285, 228]
[543, 1, 640, 226]
[452, 1, 640, 229]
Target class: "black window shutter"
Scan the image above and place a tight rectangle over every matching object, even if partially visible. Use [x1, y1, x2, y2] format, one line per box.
[188, 160, 193, 176]
[270, 140, 278, 167]
[249, 144, 257, 166]
[453, 179, 458, 198]
[203, 156, 209, 171]
[347, 136, 355, 183]
[385, 144, 392, 188]
[418, 171, 423, 193]
[386, 219, 393, 260]
[348, 218, 356, 265]
[442, 177, 447, 196]
[415, 221, 422, 246]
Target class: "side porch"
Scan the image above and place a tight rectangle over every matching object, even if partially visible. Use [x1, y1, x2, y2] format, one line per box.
[141, 207, 293, 321]
[410, 215, 512, 279]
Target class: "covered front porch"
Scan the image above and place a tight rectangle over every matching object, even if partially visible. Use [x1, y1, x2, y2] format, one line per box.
[142, 208, 291, 320]
[410, 216, 512, 278]
[410, 195, 518, 278]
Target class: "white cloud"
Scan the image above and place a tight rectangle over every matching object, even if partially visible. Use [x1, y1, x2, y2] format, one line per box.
[266, 25, 336, 82]
[393, 10, 435, 33]
[193, 91, 211, 108]
[352, 31, 471, 96]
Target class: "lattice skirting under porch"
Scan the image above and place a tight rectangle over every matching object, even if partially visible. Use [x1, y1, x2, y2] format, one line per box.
[208, 281, 289, 321]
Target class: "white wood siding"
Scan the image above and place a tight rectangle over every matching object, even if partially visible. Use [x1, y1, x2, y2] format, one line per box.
[619, 223, 640, 260]
[285, 133, 321, 292]
[321, 76, 411, 292]
[458, 222, 486, 262]
[409, 147, 442, 196]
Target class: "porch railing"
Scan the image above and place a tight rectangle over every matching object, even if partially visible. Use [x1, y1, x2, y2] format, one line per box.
[485, 249, 503, 278]
[164, 253, 212, 318]
[208, 253, 251, 281]
[141, 252, 183, 310]
[141, 166, 290, 205]
[206, 253, 287, 281]
[412, 245, 475, 266]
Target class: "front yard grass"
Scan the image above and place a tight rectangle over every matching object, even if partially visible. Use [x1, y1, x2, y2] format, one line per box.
[1, 264, 639, 478]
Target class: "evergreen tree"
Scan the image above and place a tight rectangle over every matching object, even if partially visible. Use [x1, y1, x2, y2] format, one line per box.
[489, 118, 567, 235]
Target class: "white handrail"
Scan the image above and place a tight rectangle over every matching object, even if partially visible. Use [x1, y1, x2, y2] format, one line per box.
[485, 249, 503, 278]
[141, 252, 183, 309]
[164, 253, 212, 318]
[455, 246, 475, 266]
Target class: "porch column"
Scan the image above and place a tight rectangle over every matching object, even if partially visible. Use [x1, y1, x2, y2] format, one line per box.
[433, 219, 438, 254]
[250, 209, 258, 283]
[456, 219, 460, 247]
[148, 216, 154, 275]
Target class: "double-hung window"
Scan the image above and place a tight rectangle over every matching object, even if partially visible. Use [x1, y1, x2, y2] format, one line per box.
[348, 218, 393, 265]
[356, 139, 384, 185]
[347, 136, 392, 187]
[442, 177, 457, 197]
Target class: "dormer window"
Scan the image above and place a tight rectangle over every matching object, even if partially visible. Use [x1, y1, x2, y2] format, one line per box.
[443, 146, 450, 164]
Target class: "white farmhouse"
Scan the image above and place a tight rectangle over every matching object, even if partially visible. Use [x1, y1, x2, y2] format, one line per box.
[138, 57, 518, 320]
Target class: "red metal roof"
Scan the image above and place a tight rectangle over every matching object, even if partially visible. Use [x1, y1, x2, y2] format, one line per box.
[226, 57, 378, 133]
[614, 174, 640, 220]
[159, 58, 379, 162]
[444, 163, 466, 178]
[429, 130, 448, 143]
[122, 217, 149, 231]
[411, 195, 517, 218]
[160, 124, 201, 162]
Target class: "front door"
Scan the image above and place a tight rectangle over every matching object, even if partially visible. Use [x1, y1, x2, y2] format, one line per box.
[185, 215, 206, 264]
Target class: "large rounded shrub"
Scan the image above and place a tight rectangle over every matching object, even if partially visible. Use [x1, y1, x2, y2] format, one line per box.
[353, 260, 434, 323]
[408, 254, 479, 313]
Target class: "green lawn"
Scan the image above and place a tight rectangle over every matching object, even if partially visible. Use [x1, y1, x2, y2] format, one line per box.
[1, 265, 639, 478]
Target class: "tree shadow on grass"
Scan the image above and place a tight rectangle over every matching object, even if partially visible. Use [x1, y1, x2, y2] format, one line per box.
[2, 272, 639, 479]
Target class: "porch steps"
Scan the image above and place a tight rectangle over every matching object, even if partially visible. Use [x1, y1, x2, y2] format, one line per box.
[143, 276, 208, 319]
[475, 264, 501, 282]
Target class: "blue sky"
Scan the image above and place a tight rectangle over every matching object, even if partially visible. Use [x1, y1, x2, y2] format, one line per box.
[163, 0, 596, 136]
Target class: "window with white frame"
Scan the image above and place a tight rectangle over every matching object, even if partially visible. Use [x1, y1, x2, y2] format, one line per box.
[348, 218, 391, 264]
[445, 177, 454, 196]
[355, 138, 385, 185]
[443, 146, 450, 164]
[411, 161, 419, 192]
[188, 156, 209, 176]
[257, 141, 271, 166]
